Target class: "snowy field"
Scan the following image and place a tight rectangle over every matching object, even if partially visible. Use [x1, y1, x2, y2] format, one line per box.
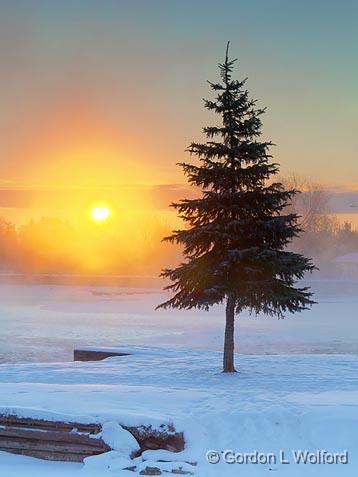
[0, 280, 357, 476]
[0, 349, 357, 476]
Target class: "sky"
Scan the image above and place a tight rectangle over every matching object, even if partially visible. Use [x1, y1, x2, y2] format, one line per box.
[0, 0, 357, 226]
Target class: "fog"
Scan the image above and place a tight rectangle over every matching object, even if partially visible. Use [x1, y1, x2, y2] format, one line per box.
[0, 278, 357, 364]
[1, 182, 357, 364]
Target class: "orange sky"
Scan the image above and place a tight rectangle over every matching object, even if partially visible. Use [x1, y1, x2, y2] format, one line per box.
[0, 1, 357, 229]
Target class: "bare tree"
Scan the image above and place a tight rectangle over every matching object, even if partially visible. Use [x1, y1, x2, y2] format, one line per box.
[280, 174, 342, 261]
[279, 174, 331, 230]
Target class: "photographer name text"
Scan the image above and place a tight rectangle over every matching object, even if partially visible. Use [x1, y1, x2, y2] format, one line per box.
[206, 449, 348, 465]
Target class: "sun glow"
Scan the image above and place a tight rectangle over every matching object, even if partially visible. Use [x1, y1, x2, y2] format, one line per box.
[91, 206, 110, 222]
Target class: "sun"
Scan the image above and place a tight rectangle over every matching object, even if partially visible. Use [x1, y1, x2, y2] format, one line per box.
[91, 206, 110, 222]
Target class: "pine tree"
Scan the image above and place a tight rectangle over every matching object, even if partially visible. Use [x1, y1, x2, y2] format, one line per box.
[157, 43, 316, 372]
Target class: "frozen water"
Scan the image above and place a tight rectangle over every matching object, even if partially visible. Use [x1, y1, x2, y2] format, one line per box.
[0, 279, 357, 363]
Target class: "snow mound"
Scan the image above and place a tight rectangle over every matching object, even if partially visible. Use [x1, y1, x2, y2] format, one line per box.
[100, 421, 140, 456]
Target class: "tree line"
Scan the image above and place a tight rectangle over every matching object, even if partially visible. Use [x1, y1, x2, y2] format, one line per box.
[0, 216, 178, 275]
[0, 190, 356, 276]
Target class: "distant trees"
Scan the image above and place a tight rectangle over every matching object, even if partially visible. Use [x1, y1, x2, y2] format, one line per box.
[0, 218, 19, 270]
[280, 174, 330, 231]
[0, 215, 179, 275]
[158, 45, 315, 372]
[336, 221, 358, 255]
[280, 175, 358, 262]
[0, 177, 356, 279]
[18, 217, 78, 273]
[280, 175, 337, 260]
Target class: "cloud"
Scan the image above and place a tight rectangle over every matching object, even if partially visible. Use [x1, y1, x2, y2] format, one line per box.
[0, 183, 197, 212]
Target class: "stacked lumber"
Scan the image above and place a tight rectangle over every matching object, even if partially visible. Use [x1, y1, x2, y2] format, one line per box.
[0, 416, 109, 462]
[0, 415, 185, 462]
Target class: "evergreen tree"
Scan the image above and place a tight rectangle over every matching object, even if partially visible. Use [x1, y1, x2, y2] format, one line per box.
[158, 44, 315, 372]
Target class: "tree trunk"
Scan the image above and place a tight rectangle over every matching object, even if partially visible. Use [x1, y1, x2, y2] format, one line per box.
[223, 294, 236, 373]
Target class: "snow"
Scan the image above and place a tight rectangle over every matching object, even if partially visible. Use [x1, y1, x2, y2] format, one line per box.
[0, 280, 357, 475]
[0, 348, 357, 476]
[0, 452, 81, 477]
[99, 422, 140, 455]
[83, 451, 133, 475]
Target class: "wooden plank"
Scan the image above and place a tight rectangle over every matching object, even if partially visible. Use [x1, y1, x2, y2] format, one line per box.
[0, 415, 100, 434]
[0, 438, 105, 454]
[0, 427, 107, 448]
[3, 448, 86, 462]
[74, 349, 131, 362]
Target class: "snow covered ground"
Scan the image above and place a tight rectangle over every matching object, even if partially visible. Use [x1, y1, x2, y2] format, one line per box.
[0, 348, 357, 476]
[0, 280, 357, 475]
